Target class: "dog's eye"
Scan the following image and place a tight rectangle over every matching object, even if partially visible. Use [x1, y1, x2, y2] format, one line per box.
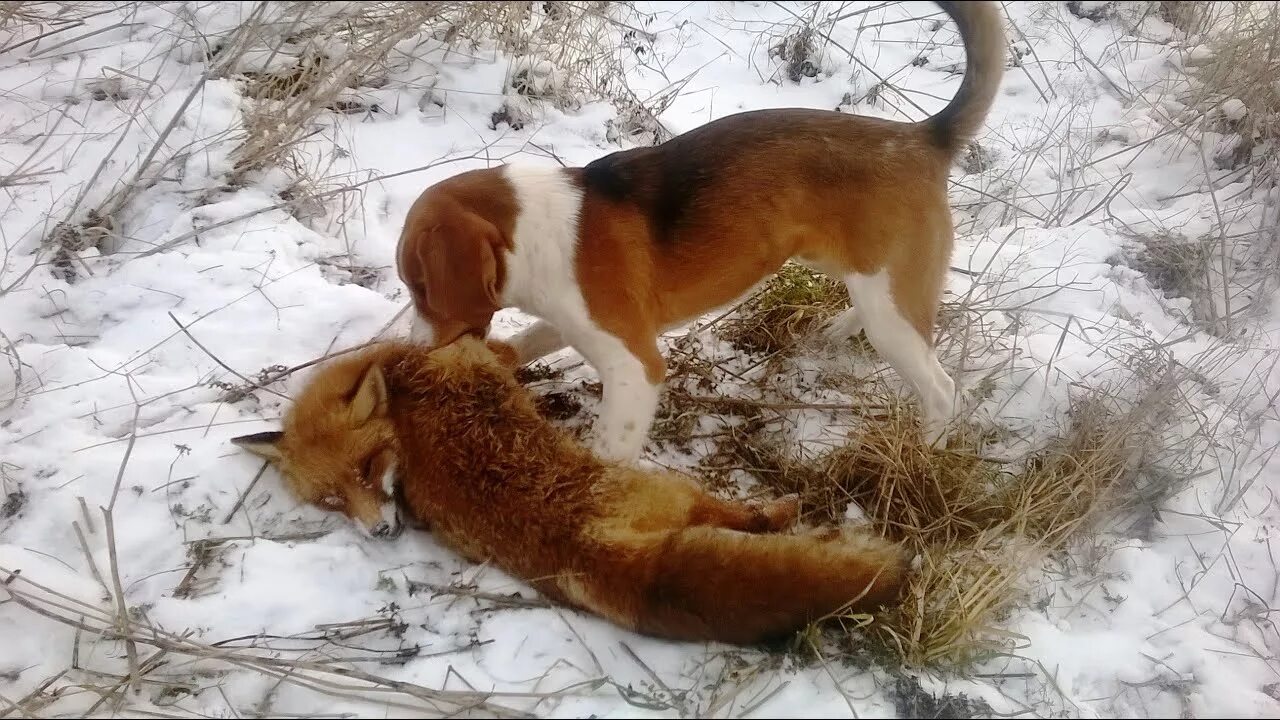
[320, 495, 345, 509]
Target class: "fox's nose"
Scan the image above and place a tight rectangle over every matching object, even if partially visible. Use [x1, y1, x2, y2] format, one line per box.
[370, 520, 402, 539]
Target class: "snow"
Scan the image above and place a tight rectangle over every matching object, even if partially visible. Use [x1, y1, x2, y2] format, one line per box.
[2, 1, 1278, 718]
[1223, 97, 1248, 121]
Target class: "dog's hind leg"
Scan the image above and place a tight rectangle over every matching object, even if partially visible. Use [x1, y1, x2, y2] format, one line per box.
[823, 306, 863, 343]
[840, 269, 956, 446]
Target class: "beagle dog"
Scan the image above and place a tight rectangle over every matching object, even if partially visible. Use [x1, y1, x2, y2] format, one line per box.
[396, 1, 1005, 463]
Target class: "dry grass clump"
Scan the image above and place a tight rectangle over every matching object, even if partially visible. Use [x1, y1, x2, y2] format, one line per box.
[220, 0, 641, 207]
[1176, 2, 1280, 157]
[771, 23, 823, 83]
[1130, 232, 1218, 304]
[718, 386, 1158, 668]
[226, 2, 622, 176]
[225, 2, 443, 182]
[858, 395, 1147, 667]
[498, 1, 618, 106]
[758, 3, 829, 85]
[486, 2, 672, 143]
[719, 263, 850, 355]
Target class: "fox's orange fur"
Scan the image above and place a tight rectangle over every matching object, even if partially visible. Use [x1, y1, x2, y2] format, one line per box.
[232, 337, 908, 645]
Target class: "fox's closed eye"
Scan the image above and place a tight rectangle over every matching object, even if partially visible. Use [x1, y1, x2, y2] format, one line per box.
[361, 455, 377, 478]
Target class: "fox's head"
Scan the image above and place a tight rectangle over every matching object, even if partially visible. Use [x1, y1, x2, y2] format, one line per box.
[232, 357, 405, 540]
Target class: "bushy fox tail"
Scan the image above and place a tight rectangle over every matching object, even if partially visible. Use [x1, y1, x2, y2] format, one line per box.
[636, 526, 908, 645]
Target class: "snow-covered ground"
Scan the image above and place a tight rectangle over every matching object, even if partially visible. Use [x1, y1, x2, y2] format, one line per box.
[1, 1, 1278, 717]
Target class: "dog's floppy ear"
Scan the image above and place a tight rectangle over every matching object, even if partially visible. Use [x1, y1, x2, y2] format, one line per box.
[349, 364, 389, 426]
[419, 215, 505, 336]
[232, 431, 284, 461]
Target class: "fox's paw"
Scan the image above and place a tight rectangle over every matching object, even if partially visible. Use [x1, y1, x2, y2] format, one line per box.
[751, 493, 801, 532]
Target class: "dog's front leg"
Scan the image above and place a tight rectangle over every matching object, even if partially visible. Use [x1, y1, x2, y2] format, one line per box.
[506, 319, 570, 365]
[408, 312, 434, 345]
[574, 330, 663, 465]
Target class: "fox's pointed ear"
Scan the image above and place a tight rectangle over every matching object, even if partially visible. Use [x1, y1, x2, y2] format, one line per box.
[231, 431, 284, 461]
[349, 365, 389, 426]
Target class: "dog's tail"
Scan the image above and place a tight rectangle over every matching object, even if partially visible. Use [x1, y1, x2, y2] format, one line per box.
[634, 527, 908, 645]
[924, 1, 1006, 154]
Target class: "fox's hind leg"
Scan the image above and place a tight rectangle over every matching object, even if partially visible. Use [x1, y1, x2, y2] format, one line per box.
[688, 493, 800, 534]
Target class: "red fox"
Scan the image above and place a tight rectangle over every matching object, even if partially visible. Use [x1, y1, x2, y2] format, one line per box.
[232, 337, 908, 645]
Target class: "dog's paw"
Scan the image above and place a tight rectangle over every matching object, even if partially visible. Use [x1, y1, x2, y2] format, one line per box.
[909, 551, 924, 574]
[920, 420, 950, 450]
[843, 501, 871, 525]
[590, 435, 643, 466]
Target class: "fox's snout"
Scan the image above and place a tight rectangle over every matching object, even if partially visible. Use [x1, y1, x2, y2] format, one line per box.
[355, 498, 404, 540]
[369, 517, 403, 539]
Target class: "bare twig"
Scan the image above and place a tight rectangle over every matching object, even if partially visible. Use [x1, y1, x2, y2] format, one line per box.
[221, 461, 269, 525]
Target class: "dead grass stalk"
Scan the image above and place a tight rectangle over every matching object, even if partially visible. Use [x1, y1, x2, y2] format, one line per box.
[0, 563, 581, 717]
